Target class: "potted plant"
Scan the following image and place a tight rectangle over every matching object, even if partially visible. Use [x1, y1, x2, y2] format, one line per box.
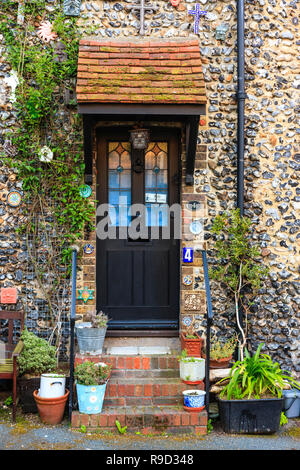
[209, 209, 269, 360]
[17, 329, 69, 412]
[75, 310, 109, 355]
[178, 349, 205, 384]
[16, 329, 69, 424]
[74, 360, 112, 414]
[204, 335, 237, 369]
[182, 390, 206, 412]
[216, 343, 300, 434]
[180, 327, 203, 357]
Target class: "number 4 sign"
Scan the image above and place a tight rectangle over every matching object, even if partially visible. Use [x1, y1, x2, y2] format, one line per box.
[183, 247, 193, 263]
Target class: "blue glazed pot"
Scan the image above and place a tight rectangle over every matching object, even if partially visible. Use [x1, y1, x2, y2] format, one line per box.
[76, 382, 107, 414]
[183, 390, 206, 408]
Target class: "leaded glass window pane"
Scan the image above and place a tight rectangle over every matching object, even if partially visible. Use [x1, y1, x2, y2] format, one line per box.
[108, 142, 131, 226]
[145, 142, 168, 226]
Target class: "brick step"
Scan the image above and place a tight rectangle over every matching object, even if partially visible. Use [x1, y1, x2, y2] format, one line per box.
[71, 405, 207, 436]
[104, 377, 204, 406]
[75, 353, 180, 378]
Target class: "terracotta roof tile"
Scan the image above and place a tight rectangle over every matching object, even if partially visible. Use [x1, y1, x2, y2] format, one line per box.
[76, 40, 206, 105]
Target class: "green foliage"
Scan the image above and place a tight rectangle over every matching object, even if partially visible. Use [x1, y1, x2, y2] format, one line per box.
[115, 420, 127, 434]
[4, 396, 13, 407]
[177, 349, 202, 363]
[207, 419, 213, 434]
[0, 4, 95, 355]
[0, 3, 94, 260]
[210, 335, 237, 360]
[17, 329, 57, 376]
[218, 343, 300, 400]
[210, 209, 269, 292]
[74, 361, 112, 386]
[209, 209, 269, 358]
[280, 412, 288, 427]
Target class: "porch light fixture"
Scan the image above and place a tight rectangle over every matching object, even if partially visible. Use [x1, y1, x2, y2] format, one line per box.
[215, 24, 229, 41]
[129, 128, 150, 150]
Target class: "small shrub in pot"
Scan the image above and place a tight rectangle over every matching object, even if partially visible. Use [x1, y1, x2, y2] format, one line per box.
[74, 361, 112, 414]
[17, 328, 57, 377]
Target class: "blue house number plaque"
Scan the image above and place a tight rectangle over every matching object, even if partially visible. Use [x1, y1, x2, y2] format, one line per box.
[183, 247, 193, 263]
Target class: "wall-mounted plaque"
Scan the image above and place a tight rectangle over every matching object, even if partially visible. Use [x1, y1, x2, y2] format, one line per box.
[186, 200, 201, 211]
[7, 190, 22, 207]
[84, 244, 94, 255]
[77, 286, 94, 303]
[79, 185, 92, 198]
[183, 247, 193, 263]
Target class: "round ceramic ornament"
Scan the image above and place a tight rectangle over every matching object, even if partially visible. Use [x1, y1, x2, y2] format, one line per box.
[183, 274, 193, 286]
[189, 220, 203, 235]
[39, 146, 53, 163]
[79, 185, 92, 198]
[84, 244, 94, 255]
[7, 190, 22, 207]
[37, 21, 58, 43]
[182, 316, 192, 327]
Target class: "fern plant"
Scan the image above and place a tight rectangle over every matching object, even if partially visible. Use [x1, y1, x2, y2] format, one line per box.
[218, 343, 300, 400]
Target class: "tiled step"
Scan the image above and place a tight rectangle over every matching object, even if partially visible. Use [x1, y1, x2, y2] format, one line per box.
[104, 377, 204, 406]
[71, 405, 207, 436]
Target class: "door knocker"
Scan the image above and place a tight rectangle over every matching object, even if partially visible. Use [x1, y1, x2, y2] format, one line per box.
[133, 158, 144, 174]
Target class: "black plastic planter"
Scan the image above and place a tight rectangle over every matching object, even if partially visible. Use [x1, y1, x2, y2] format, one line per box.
[217, 397, 284, 434]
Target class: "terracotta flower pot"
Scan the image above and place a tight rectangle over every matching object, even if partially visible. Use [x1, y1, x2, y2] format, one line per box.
[210, 357, 232, 369]
[33, 389, 69, 425]
[181, 333, 203, 357]
[203, 354, 232, 369]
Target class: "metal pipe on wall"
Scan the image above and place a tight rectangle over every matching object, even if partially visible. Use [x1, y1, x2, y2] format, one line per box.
[69, 245, 80, 422]
[237, 0, 246, 216]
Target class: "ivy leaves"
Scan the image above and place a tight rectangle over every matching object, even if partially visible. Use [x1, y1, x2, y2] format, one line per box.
[1, 4, 93, 260]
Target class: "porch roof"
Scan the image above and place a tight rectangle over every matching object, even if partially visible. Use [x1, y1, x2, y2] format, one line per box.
[76, 39, 207, 105]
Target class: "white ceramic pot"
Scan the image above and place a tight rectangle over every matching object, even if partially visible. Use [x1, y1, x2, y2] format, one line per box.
[39, 373, 66, 398]
[179, 358, 205, 383]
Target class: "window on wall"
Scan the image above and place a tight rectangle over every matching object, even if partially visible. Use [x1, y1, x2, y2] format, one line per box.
[145, 142, 168, 227]
[107, 141, 169, 227]
[108, 142, 131, 226]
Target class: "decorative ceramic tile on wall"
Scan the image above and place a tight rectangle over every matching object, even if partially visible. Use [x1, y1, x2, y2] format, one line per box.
[183, 293, 203, 311]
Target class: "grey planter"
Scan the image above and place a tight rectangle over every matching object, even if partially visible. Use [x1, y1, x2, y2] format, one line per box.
[75, 322, 107, 355]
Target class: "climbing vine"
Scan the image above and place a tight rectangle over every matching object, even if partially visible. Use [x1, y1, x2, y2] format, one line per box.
[0, 1, 94, 356]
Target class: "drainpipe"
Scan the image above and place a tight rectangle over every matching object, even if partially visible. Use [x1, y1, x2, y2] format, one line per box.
[236, 0, 246, 358]
[69, 244, 80, 422]
[237, 0, 246, 216]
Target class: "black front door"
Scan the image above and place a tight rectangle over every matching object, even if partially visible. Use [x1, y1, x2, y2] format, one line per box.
[96, 127, 180, 330]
